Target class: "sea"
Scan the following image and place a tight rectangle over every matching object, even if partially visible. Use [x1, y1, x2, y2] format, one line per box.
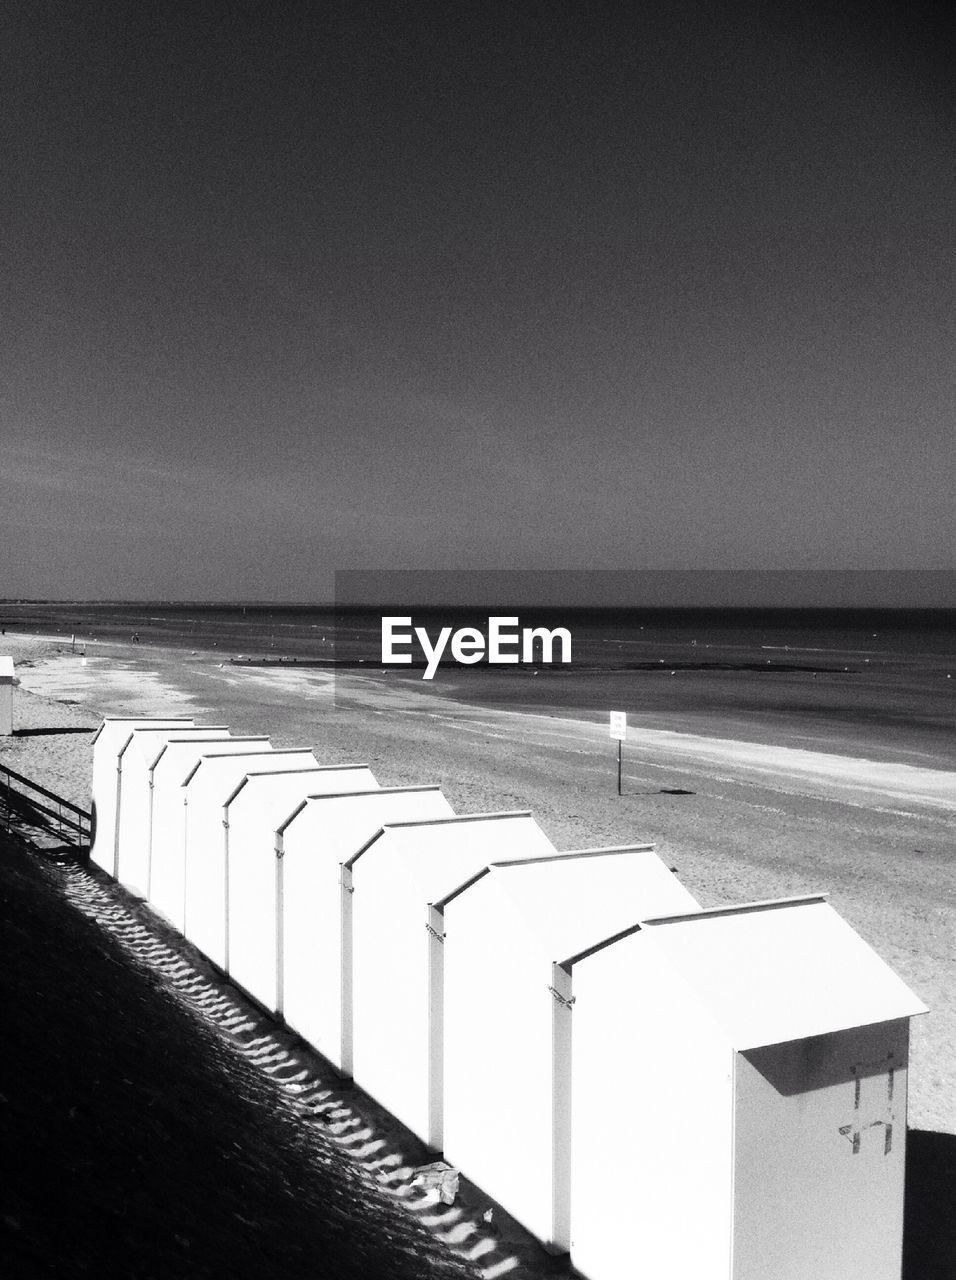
[3, 601, 955, 766]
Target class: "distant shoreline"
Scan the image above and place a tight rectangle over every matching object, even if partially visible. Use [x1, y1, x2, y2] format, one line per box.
[227, 654, 859, 674]
[7, 617, 955, 773]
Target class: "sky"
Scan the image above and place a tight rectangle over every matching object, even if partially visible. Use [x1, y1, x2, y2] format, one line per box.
[335, 569, 956, 609]
[2, 1, 954, 603]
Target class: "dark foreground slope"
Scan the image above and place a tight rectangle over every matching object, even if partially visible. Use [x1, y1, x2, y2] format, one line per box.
[0, 835, 477, 1280]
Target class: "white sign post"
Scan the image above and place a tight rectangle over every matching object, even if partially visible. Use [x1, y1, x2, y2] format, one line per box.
[609, 711, 626, 795]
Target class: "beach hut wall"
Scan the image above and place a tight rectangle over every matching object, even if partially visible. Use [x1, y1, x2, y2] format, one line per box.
[115, 726, 230, 897]
[0, 656, 13, 736]
[437, 845, 699, 1248]
[346, 812, 556, 1145]
[224, 765, 378, 1013]
[182, 749, 319, 970]
[89, 718, 194, 874]
[276, 785, 455, 1071]
[568, 897, 927, 1280]
[148, 737, 270, 928]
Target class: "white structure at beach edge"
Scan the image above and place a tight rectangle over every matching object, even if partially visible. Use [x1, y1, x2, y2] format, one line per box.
[84, 716, 929, 1280]
[0, 657, 13, 736]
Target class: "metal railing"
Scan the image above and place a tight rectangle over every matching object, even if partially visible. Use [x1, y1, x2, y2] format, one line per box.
[0, 762, 92, 850]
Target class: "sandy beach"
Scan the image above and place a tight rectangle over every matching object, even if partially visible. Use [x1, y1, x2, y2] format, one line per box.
[3, 629, 956, 1276]
[4, 630, 954, 1142]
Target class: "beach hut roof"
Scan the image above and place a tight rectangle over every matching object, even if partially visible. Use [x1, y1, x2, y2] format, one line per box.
[436, 844, 697, 964]
[144, 730, 230, 769]
[120, 723, 229, 762]
[345, 809, 534, 870]
[436, 842, 659, 909]
[91, 716, 192, 744]
[178, 742, 292, 785]
[276, 784, 441, 838]
[637, 896, 928, 1050]
[223, 763, 369, 811]
[0, 656, 14, 681]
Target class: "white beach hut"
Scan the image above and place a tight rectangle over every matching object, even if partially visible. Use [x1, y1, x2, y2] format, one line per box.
[568, 897, 927, 1280]
[437, 845, 699, 1247]
[149, 736, 270, 928]
[114, 725, 229, 897]
[0, 656, 13, 736]
[276, 785, 454, 1071]
[224, 764, 378, 1012]
[345, 811, 556, 1144]
[182, 749, 318, 970]
[90, 717, 194, 874]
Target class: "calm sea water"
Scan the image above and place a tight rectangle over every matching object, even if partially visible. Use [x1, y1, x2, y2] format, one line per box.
[3, 601, 955, 763]
[3, 601, 955, 666]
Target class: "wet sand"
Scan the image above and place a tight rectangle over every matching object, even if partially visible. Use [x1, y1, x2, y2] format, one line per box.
[5, 632, 955, 1137]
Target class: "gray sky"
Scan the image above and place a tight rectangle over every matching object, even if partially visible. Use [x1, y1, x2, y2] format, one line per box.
[2, 2, 954, 602]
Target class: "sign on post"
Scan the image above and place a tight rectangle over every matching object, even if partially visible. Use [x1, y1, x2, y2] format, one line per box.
[609, 711, 626, 795]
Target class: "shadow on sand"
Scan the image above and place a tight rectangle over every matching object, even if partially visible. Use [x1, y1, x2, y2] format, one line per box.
[13, 726, 95, 737]
[904, 1129, 956, 1279]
